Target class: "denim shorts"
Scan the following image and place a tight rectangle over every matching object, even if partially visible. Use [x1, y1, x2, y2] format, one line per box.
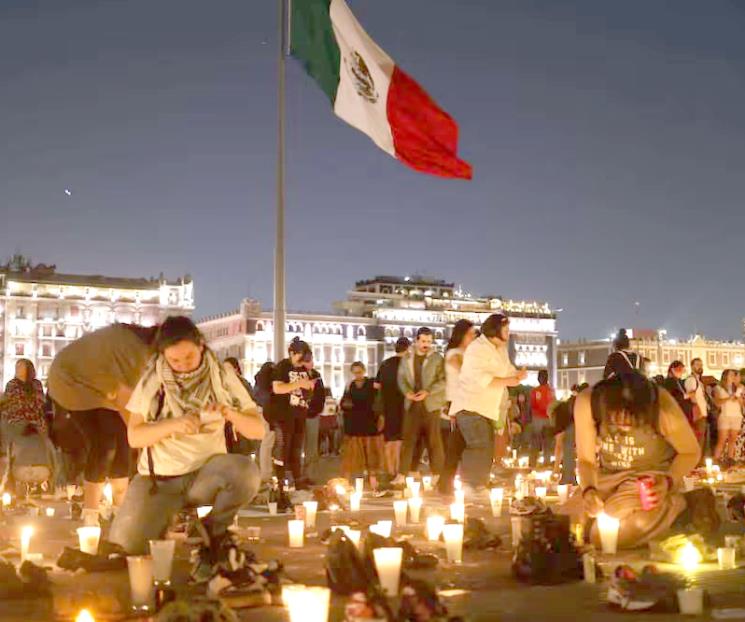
[455, 411, 494, 450]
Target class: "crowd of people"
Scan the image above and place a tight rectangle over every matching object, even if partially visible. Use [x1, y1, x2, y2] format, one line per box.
[0, 317, 741, 579]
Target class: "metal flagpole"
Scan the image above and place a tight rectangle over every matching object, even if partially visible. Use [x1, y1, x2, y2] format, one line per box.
[273, 0, 288, 362]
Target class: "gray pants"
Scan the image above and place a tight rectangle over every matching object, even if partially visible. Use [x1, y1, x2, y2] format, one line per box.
[109, 454, 260, 555]
[259, 421, 276, 482]
[303, 416, 319, 481]
[455, 410, 494, 489]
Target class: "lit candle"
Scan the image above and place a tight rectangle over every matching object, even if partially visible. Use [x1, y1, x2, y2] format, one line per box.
[196, 506, 212, 519]
[717, 547, 736, 570]
[350, 491, 362, 513]
[426, 515, 445, 542]
[393, 500, 408, 527]
[538, 456, 545, 465]
[557, 484, 569, 504]
[449, 502, 465, 523]
[76, 610, 95, 622]
[2, 492, 11, 508]
[335, 484, 346, 497]
[302, 501, 318, 529]
[443, 523, 464, 564]
[512, 449, 518, 461]
[373, 547, 403, 595]
[454, 476, 462, 491]
[677, 588, 704, 616]
[347, 529, 361, 549]
[677, 541, 702, 571]
[20, 526, 33, 562]
[77, 526, 101, 555]
[405, 476, 416, 491]
[705, 457, 713, 476]
[409, 481, 421, 498]
[489, 488, 504, 517]
[102, 482, 113, 507]
[514, 475, 524, 501]
[572, 522, 584, 546]
[511, 517, 522, 548]
[45, 507, 55, 518]
[518, 456, 529, 468]
[288, 519, 305, 548]
[422, 476, 433, 491]
[596, 512, 620, 555]
[355, 478, 364, 494]
[126, 555, 154, 612]
[407, 496, 423, 523]
[454, 489, 465, 505]
[370, 520, 392, 538]
[535, 486, 547, 500]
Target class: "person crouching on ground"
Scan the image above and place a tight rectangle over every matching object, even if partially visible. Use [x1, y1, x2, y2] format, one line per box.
[573, 373, 716, 550]
[109, 316, 264, 581]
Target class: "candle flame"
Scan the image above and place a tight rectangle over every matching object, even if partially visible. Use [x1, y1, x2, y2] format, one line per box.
[677, 541, 702, 571]
[1, 492, 10, 506]
[335, 484, 346, 496]
[76, 610, 95, 622]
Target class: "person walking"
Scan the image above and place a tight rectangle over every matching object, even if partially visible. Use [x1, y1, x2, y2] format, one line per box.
[340, 362, 384, 490]
[392, 328, 446, 486]
[529, 370, 555, 465]
[47, 323, 158, 513]
[449, 314, 527, 489]
[374, 337, 410, 480]
[108, 316, 263, 581]
[713, 369, 744, 465]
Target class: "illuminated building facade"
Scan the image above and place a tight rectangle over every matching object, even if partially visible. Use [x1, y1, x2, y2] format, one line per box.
[0, 258, 194, 387]
[557, 329, 745, 391]
[199, 276, 558, 398]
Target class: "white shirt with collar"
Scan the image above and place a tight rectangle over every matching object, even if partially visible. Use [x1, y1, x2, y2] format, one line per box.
[450, 334, 517, 422]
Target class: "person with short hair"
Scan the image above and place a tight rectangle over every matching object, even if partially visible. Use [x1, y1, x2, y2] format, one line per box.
[109, 316, 263, 580]
[392, 328, 446, 486]
[603, 329, 643, 379]
[684, 358, 709, 454]
[341, 361, 384, 489]
[374, 337, 410, 478]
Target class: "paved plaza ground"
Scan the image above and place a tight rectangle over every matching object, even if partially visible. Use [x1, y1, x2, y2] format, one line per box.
[2, 456, 745, 621]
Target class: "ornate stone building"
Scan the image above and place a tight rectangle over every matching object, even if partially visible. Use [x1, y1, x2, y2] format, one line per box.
[199, 275, 558, 398]
[0, 257, 194, 386]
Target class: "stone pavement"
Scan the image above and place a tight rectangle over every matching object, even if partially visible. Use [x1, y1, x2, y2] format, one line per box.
[2, 458, 745, 621]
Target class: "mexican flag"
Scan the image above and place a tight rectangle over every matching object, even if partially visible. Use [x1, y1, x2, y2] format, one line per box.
[290, 0, 473, 180]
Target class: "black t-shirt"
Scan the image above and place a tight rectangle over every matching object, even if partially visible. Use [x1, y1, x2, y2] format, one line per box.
[376, 356, 404, 415]
[342, 378, 378, 436]
[267, 359, 311, 422]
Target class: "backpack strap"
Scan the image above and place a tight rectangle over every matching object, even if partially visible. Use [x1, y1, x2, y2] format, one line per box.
[147, 387, 166, 495]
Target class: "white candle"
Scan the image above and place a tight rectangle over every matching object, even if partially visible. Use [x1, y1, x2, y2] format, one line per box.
[355, 478, 364, 494]
[126, 555, 154, 611]
[347, 529, 361, 549]
[288, 519, 305, 548]
[443, 523, 464, 564]
[454, 476, 462, 491]
[149, 539, 175, 584]
[518, 456, 529, 468]
[535, 486, 547, 500]
[303, 501, 318, 528]
[538, 456, 545, 465]
[46, 507, 55, 518]
[196, 506, 212, 519]
[705, 457, 713, 475]
[511, 517, 522, 548]
[426, 515, 445, 542]
[20, 526, 33, 562]
[422, 476, 433, 491]
[75, 609, 95, 622]
[596, 512, 620, 555]
[2, 492, 11, 508]
[65, 485, 76, 502]
[370, 520, 392, 538]
[335, 484, 346, 497]
[489, 488, 504, 517]
[718, 547, 737, 570]
[409, 481, 421, 497]
[449, 502, 465, 523]
[102, 482, 113, 507]
[405, 476, 416, 491]
[557, 484, 569, 504]
[407, 496, 423, 523]
[77, 526, 101, 555]
[373, 547, 403, 595]
[677, 588, 704, 616]
[267, 502, 278, 515]
[350, 492, 362, 513]
[454, 489, 465, 505]
[393, 500, 408, 527]
[514, 476, 524, 501]
[512, 449, 517, 460]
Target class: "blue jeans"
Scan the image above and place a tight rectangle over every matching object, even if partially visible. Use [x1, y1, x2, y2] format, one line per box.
[110, 454, 260, 554]
[455, 411, 494, 488]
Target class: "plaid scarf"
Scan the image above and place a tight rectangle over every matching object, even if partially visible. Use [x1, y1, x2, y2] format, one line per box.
[154, 348, 237, 419]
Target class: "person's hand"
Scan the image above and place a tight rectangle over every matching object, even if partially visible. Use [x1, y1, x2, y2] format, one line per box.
[297, 378, 315, 391]
[643, 475, 671, 510]
[377, 416, 385, 433]
[406, 392, 418, 401]
[415, 391, 429, 401]
[172, 414, 201, 435]
[582, 488, 604, 517]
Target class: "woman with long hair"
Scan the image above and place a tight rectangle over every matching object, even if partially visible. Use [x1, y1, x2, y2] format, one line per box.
[109, 316, 263, 580]
[713, 369, 744, 464]
[572, 373, 711, 550]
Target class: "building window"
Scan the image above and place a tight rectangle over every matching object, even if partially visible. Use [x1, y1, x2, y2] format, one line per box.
[42, 344, 52, 358]
[70, 306, 80, 318]
[16, 306, 26, 319]
[15, 343, 25, 356]
[42, 325, 53, 337]
[562, 353, 569, 366]
[578, 351, 586, 366]
[723, 353, 730, 367]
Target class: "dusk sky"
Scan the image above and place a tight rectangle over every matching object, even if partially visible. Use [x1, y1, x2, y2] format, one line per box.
[2, 0, 744, 341]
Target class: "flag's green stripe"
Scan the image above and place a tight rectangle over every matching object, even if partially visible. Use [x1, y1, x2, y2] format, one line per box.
[290, 0, 341, 105]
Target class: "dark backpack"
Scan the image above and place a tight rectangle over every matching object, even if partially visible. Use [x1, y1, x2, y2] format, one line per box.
[253, 362, 275, 409]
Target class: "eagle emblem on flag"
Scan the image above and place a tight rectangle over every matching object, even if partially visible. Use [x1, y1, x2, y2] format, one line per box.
[345, 51, 379, 103]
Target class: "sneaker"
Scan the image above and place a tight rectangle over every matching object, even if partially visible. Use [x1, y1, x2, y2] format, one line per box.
[390, 474, 406, 487]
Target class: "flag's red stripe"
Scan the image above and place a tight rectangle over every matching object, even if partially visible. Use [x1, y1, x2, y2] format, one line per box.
[386, 66, 472, 180]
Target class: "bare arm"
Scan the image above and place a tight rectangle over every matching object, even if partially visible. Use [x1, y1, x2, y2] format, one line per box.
[658, 389, 700, 486]
[223, 406, 265, 440]
[574, 390, 598, 491]
[127, 410, 198, 449]
[272, 380, 301, 395]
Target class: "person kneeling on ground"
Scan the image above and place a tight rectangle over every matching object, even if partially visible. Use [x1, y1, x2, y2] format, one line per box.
[109, 316, 264, 581]
[572, 373, 715, 550]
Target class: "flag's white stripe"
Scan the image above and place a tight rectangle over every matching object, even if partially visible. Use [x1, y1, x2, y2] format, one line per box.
[329, 0, 396, 156]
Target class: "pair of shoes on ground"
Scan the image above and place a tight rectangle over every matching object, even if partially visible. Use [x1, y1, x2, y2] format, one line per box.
[607, 564, 683, 612]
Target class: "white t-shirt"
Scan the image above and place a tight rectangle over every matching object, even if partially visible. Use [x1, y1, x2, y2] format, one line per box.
[128, 362, 257, 477]
[445, 348, 464, 416]
[684, 374, 707, 422]
[715, 385, 744, 419]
